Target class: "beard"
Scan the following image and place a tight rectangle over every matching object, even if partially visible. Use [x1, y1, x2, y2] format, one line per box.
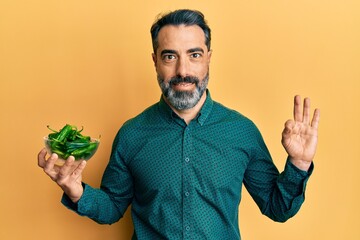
[157, 72, 209, 110]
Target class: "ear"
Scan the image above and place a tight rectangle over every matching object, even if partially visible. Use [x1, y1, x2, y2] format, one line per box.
[207, 50, 212, 64]
[152, 53, 157, 66]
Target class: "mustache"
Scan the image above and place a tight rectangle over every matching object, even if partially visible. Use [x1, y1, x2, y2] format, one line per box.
[169, 76, 199, 85]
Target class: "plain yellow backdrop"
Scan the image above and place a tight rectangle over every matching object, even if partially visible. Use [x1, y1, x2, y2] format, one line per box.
[1, 0, 359, 239]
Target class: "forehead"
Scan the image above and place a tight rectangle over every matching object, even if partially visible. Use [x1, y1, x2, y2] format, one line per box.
[156, 24, 206, 52]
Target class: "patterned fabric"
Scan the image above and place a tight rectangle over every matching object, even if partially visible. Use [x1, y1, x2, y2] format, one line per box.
[62, 90, 313, 240]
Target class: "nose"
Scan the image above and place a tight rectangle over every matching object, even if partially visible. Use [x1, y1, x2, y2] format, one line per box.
[176, 57, 189, 78]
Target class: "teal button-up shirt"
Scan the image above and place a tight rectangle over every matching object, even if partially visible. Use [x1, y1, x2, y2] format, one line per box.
[62, 90, 313, 239]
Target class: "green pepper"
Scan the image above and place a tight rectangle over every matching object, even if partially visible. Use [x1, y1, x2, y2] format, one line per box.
[55, 124, 73, 142]
[48, 132, 60, 140]
[71, 142, 98, 159]
[51, 148, 66, 158]
[46, 124, 99, 160]
[65, 142, 90, 154]
[66, 129, 78, 141]
[47, 125, 58, 133]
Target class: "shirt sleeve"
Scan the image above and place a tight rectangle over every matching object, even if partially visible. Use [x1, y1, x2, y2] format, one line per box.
[243, 125, 314, 223]
[61, 183, 121, 224]
[61, 131, 134, 224]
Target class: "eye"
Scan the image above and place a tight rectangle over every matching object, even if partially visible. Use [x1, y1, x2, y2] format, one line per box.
[191, 53, 202, 59]
[162, 54, 176, 62]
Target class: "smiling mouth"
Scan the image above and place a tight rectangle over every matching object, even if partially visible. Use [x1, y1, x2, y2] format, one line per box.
[174, 82, 194, 87]
[172, 82, 195, 90]
[168, 76, 198, 89]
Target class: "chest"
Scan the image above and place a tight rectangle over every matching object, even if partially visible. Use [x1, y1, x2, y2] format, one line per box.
[126, 124, 250, 199]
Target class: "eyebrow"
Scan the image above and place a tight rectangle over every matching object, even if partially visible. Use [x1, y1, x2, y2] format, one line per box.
[188, 47, 205, 54]
[160, 47, 205, 56]
[160, 49, 177, 56]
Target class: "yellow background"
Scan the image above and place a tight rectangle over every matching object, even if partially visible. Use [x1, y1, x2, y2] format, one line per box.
[1, 0, 359, 239]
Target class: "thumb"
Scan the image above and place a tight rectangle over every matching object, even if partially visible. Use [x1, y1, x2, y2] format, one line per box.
[282, 119, 295, 136]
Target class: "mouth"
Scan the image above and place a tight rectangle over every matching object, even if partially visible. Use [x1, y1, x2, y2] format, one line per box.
[174, 82, 194, 87]
[167, 76, 199, 91]
[172, 82, 195, 91]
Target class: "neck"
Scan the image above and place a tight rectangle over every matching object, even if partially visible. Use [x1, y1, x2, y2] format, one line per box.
[165, 91, 207, 125]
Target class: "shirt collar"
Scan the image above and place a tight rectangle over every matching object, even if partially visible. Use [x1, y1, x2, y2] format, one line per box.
[158, 89, 214, 126]
[197, 89, 213, 125]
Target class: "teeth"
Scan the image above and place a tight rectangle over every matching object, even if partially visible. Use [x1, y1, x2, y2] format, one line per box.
[177, 83, 192, 86]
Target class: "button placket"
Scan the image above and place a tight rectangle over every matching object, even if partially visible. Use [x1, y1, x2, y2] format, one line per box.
[182, 126, 192, 238]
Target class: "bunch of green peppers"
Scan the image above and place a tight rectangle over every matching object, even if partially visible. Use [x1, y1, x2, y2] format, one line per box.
[46, 124, 98, 160]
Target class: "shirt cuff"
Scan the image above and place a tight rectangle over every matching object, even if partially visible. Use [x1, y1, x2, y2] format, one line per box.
[280, 157, 314, 197]
[286, 157, 314, 179]
[61, 182, 94, 216]
[61, 183, 85, 212]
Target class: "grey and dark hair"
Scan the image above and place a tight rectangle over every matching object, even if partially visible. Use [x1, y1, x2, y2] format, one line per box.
[150, 9, 211, 53]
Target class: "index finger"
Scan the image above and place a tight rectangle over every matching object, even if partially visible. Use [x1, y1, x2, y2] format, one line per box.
[42, 152, 59, 174]
[303, 97, 311, 124]
[311, 108, 320, 129]
[37, 148, 48, 168]
[293, 95, 303, 122]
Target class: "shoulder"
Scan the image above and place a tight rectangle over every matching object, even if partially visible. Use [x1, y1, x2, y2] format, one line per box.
[208, 100, 265, 143]
[211, 101, 257, 128]
[112, 103, 160, 143]
[210, 101, 268, 153]
[123, 103, 160, 128]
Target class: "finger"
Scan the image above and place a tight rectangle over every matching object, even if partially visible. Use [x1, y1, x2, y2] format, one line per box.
[71, 160, 87, 180]
[311, 108, 320, 129]
[282, 119, 295, 136]
[293, 95, 303, 122]
[42, 153, 60, 181]
[303, 97, 311, 124]
[38, 148, 48, 168]
[58, 156, 76, 180]
[43, 153, 58, 173]
[281, 120, 295, 147]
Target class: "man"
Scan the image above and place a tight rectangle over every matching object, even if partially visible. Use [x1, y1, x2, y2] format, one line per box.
[38, 9, 320, 239]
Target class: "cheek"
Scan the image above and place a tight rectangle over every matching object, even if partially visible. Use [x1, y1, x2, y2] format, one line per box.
[156, 65, 176, 79]
[196, 63, 210, 78]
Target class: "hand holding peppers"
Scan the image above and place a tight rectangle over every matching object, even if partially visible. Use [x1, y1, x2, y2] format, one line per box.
[38, 149, 86, 203]
[38, 124, 99, 203]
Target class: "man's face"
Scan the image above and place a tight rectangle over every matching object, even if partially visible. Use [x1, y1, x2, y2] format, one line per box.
[152, 24, 212, 110]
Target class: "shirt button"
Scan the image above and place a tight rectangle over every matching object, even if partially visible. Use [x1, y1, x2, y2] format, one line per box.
[185, 226, 190, 231]
[185, 191, 190, 197]
[185, 157, 190, 163]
